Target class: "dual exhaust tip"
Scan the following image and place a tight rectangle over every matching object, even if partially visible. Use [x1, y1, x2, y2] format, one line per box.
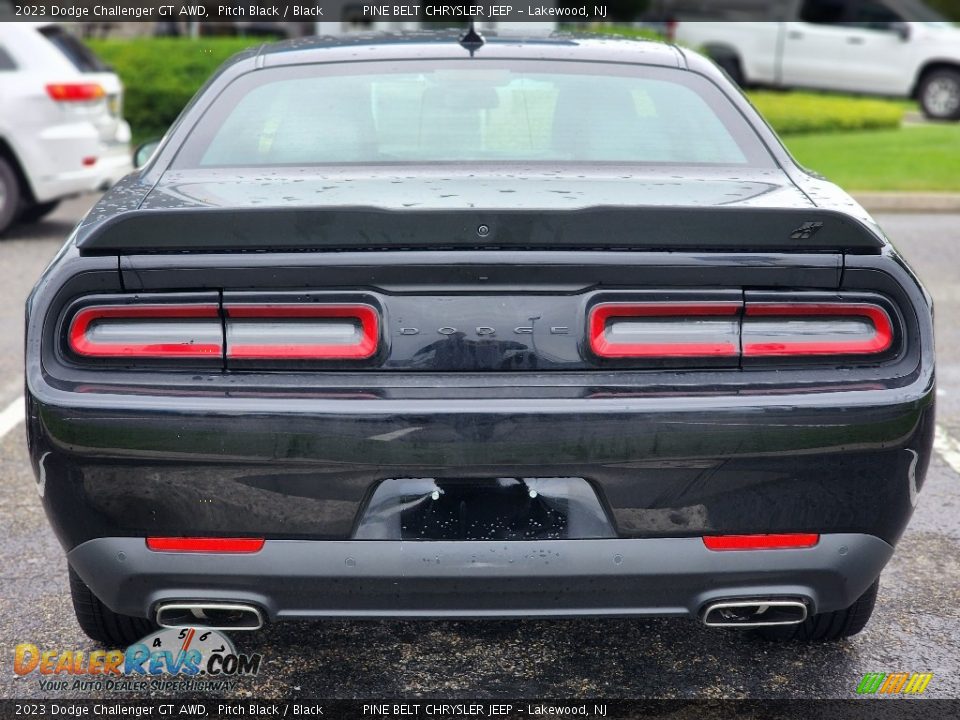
[701, 599, 808, 628]
[154, 599, 805, 631]
[156, 602, 264, 631]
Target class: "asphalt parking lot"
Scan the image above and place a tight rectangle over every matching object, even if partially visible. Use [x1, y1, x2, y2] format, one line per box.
[1, 196, 958, 701]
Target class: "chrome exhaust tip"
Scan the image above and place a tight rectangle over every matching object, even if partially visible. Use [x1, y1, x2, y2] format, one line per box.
[156, 602, 264, 631]
[701, 599, 808, 628]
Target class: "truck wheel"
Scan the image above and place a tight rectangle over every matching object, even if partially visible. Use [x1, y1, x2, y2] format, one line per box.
[19, 200, 60, 224]
[919, 68, 960, 121]
[712, 54, 745, 87]
[69, 566, 157, 646]
[0, 156, 21, 236]
[756, 579, 879, 642]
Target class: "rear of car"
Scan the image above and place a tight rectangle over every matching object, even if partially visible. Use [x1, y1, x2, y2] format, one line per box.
[0, 23, 132, 234]
[24, 34, 935, 645]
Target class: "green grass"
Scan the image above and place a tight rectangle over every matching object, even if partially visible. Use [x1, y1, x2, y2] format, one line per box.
[785, 125, 960, 192]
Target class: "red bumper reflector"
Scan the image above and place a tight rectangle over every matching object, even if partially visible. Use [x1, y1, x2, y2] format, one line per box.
[703, 533, 820, 551]
[742, 303, 893, 357]
[46, 83, 105, 102]
[68, 304, 223, 359]
[588, 301, 741, 359]
[224, 304, 380, 360]
[146, 537, 265, 553]
[82, 156, 97, 167]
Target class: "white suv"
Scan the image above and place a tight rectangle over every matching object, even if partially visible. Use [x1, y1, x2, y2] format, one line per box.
[0, 22, 132, 234]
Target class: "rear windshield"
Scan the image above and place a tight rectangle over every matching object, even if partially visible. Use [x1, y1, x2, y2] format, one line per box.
[39, 26, 110, 73]
[175, 60, 773, 168]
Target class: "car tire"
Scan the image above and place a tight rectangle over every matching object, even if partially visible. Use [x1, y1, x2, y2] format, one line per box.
[19, 200, 60, 224]
[0, 156, 22, 236]
[711, 54, 745, 88]
[69, 566, 157, 646]
[919, 68, 960, 121]
[756, 579, 879, 642]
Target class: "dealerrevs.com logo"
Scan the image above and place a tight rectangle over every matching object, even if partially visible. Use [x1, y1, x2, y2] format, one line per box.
[857, 672, 934, 695]
[14, 627, 262, 692]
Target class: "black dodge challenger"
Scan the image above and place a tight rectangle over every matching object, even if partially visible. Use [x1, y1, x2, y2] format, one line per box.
[25, 30, 935, 646]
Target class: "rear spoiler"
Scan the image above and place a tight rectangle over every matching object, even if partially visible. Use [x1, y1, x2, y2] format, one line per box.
[76, 206, 884, 255]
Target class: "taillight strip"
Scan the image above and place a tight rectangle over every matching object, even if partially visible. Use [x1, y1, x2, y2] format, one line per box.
[224, 304, 380, 360]
[589, 301, 742, 359]
[68, 304, 223, 359]
[46, 83, 105, 102]
[743, 303, 893, 357]
[703, 533, 820, 551]
[146, 537, 265, 553]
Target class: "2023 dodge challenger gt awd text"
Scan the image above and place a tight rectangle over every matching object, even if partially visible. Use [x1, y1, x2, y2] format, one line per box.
[25, 29, 934, 647]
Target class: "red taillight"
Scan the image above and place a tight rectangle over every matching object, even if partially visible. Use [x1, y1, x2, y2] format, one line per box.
[146, 537, 264, 553]
[224, 304, 380, 360]
[68, 304, 223, 359]
[590, 298, 895, 361]
[703, 533, 820, 551]
[589, 301, 741, 359]
[46, 83, 105, 102]
[742, 303, 893, 357]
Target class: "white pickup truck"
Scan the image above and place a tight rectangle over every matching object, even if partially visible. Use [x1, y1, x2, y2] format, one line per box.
[674, 0, 960, 120]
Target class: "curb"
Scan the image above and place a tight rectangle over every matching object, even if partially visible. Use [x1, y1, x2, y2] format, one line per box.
[852, 192, 960, 214]
[902, 111, 955, 127]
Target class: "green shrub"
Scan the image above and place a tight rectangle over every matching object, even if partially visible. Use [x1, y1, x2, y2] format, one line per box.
[579, 24, 665, 41]
[89, 38, 261, 142]
[748, 92, 904, 135]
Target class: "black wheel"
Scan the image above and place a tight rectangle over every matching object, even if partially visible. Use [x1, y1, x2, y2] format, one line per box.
[19, 200, 60, 224]
[713, 54, 745, 87]
[0, 156, 21, 236]
[756, 579, 879, 642]
[69, 566, 157, 646]
[918, 68, 960, 121]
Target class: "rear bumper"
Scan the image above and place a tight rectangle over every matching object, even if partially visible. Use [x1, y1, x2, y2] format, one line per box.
[27, 123, 132, 202]
[67, 533, 893, 620]
[29, 386, 936, 551]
